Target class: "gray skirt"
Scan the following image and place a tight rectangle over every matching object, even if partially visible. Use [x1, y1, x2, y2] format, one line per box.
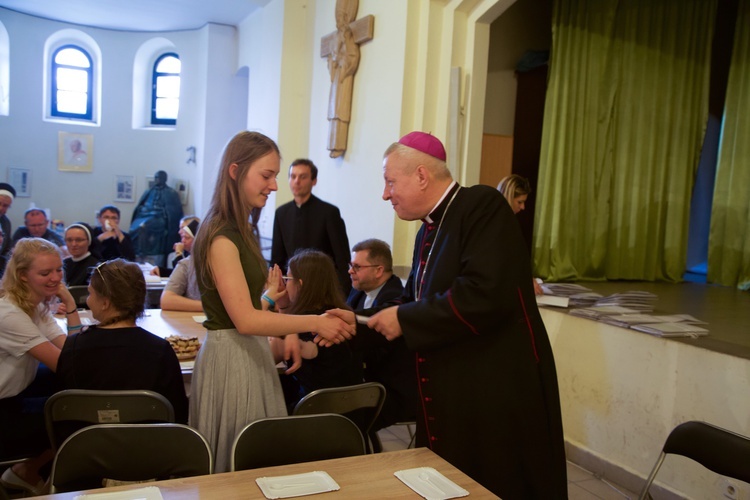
[189, 329, 286, 473]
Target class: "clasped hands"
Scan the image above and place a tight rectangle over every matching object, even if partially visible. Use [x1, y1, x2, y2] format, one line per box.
[316, 305, 402, 347]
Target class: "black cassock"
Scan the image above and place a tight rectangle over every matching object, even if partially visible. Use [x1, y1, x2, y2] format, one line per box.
[395, 183, 567, 499]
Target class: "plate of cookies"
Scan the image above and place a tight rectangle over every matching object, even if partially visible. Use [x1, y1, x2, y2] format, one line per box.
[167, 335, 201, 360]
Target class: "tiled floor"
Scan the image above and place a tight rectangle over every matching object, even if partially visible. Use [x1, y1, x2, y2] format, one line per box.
[377, 425, 639, 500]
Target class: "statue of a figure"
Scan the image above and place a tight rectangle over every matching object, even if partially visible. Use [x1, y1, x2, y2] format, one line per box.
[130, 170, 183, 266]
[327, 0, 361, 158]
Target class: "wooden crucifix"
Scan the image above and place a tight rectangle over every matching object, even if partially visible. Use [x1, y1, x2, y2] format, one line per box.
[320, 0, 374, 158]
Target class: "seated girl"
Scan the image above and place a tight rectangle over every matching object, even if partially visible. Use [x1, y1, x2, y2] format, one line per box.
[63, 222, 101, 287]
[0, 238, 81, 496]
[56, 259, 189, 424]
[269, 250, 363, 412]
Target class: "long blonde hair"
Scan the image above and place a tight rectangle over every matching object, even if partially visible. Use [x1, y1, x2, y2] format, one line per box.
[193, 131, 279, 290]
[0, 238, 62, 319]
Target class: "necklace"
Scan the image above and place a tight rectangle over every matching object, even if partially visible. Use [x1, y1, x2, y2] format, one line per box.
[414, 186, 461, 300]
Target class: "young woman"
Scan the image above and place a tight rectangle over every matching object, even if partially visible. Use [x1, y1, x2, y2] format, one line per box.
[497, 174, 543, 295]
[190, 131, 355, 472]
[269, 249, 363, 412]
[56, 259, 188, 424]
[0, 238, 80, 496]
[62, 222, 101, 287]
[496, 174, 531, 214]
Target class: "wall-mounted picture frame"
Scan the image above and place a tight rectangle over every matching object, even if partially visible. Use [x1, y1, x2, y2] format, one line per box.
[8, 167, 31, 197]
[58, 132, 93, 172]
[115, 175, 135, 202]
[173, 178, 188, 205]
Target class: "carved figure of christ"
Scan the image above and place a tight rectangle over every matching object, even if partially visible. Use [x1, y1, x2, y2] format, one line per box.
[320, 0, 374, 158]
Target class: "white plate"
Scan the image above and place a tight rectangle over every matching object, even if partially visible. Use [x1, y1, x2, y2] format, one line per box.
[394, 467, 469, 500]
[74, 486, 164, 500]
[255, 471, 339, 499]
[192, 315, 207, 323]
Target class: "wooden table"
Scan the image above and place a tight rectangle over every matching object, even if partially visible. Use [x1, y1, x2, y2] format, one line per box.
[57, 309, 206, 342]
[56, 309, 206, 376]
[138, 309, 207, 343]
[36, 448, 498, 499]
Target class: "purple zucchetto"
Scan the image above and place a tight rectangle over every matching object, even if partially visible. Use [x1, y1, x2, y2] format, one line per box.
[398, 131, 447, 162]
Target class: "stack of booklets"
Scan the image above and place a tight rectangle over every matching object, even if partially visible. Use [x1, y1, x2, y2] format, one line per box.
[591, 291, 658, 312]
[538, 283, 603, 308]
[594, 312, 709, 337]
[569, 305, 644, 320]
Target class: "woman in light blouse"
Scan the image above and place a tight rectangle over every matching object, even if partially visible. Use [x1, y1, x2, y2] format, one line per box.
[0, 238, 80, 495]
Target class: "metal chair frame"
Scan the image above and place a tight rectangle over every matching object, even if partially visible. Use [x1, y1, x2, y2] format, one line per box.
[638, 420, 750, 500]
[292, 382, 386, 453]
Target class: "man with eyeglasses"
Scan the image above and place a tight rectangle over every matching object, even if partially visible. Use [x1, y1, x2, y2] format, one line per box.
[0, 183, 16, 277]
[345, 239, 416, 446]
[11, 208, 64, 248]
[271, 158, 351, 294]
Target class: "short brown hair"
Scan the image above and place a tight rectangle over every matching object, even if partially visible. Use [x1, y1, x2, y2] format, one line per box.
[352, 239, 393, 273]
[289, 159, 318, 181]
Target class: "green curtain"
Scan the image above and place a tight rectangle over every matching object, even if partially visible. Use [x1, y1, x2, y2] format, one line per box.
[533, 0, 716, 282]
[707, 0, 750, 290]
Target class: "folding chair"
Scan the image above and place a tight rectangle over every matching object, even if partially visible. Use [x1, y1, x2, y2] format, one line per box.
[50, 423, 212, 493]
[292, 382, 385, 453]
[638, 421, 750, 500]
[45, 389, 175, 450]
[231, 413, 365, 471]
[67, 285, 90, 309]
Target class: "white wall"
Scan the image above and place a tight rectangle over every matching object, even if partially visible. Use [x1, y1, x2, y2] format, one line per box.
[236, 0, 405, 254]
[306, 0, 405, 249]
[0, 8, 242, 233]
[543, 308, 750, 499]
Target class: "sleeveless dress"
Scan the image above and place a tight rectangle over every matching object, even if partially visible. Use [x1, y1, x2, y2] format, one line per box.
[189, 225, 286, 473]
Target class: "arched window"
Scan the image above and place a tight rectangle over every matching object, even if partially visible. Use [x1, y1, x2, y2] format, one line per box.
[151, 52, 180, 125]
[51, 44, 93, 120]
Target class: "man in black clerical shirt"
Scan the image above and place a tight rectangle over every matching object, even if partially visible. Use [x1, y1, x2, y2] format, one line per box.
[271, 159, 351, 294]
[345, 239, 415, 438]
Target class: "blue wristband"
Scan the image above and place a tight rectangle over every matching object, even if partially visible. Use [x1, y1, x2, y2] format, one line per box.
[261, 294, 276, 307]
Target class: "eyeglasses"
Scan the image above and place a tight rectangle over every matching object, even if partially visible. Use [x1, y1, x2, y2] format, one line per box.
[348, 263, 380, 273]
[93, 261, 110, 293]
[282, 276, 296, 282]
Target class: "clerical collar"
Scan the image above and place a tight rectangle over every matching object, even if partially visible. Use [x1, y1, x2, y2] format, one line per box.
[364, 282, 386, 308]
[424, 181, 458, 224]
[70, 251, 91, 262]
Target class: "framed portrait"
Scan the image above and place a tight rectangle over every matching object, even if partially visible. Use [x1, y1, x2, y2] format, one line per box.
[7, 167, 31, 197]
[58, 132, 93, 172]
[173, 178, 188, 205]
[115, 175, 135, 202]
